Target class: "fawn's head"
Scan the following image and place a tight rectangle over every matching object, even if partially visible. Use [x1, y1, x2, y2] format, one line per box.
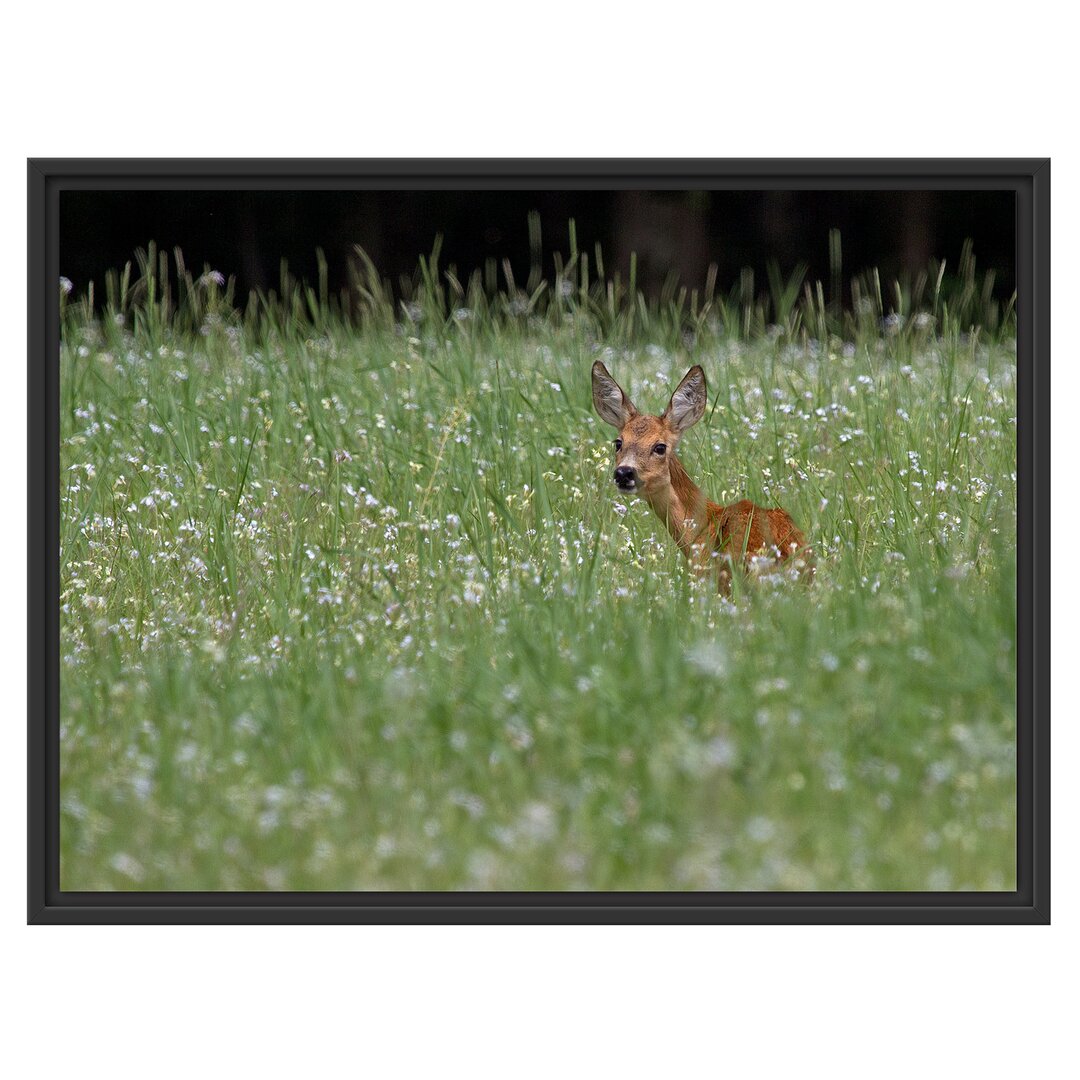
[591, 361, 707, 496]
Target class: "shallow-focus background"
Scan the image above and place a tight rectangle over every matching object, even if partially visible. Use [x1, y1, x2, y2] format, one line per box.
[61, 189, 1016, 307]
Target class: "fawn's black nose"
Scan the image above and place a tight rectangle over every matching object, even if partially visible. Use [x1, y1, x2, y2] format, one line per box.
[614, 465, 638, 490]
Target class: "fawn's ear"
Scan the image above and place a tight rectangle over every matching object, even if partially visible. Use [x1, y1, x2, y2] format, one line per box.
[591, 361, 637, 429]
[663, 365, 707, 434]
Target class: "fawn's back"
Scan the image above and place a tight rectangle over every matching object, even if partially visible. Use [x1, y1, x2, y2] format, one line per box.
[705, 498, 814, 587]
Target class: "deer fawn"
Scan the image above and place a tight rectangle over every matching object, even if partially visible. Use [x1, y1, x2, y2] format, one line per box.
[592, 361, 813, 594]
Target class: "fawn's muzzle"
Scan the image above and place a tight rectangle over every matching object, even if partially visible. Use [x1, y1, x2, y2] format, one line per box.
[614, 465, 638, 490]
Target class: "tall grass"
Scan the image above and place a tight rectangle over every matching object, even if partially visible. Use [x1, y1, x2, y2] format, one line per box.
[59, 236, 1016, 890]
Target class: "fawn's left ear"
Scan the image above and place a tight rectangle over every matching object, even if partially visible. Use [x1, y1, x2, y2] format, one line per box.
[663, 365, 707, 434]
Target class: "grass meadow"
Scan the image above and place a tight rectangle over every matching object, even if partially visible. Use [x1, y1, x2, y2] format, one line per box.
[59, 237, 1017, 891]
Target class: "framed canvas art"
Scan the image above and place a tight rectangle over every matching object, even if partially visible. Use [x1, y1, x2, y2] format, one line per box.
[28, 158, 1049, 922]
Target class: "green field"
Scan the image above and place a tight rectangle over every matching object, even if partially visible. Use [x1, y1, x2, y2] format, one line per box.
[59, 242, 1016, 890]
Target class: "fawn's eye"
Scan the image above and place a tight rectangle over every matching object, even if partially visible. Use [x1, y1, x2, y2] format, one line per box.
[613, 439, 622, 451]
[653, 443, 667, 456]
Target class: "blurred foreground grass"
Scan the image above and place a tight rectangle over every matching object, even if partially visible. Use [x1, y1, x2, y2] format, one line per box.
[59, 239, 1016, 890]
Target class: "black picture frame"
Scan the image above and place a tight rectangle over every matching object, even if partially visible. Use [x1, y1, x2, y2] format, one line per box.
[29, 158, 1050, 924]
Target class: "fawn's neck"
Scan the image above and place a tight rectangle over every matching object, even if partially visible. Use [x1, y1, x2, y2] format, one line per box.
[643, 453, 712, 556]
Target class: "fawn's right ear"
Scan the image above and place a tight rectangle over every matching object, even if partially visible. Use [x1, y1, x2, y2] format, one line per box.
[591, 361, 637, 428]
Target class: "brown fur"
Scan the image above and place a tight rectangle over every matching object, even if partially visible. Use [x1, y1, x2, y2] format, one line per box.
[592, 361, 814, 594]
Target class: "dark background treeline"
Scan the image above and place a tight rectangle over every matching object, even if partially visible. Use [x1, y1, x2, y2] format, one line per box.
[60, 189, 1015, 307]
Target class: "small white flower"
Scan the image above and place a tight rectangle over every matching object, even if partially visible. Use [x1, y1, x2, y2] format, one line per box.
[746, 817, 776, 842]
[686, 641, 728, 679]
[704, 737, 735, 767]
[109, 852, 144, 881]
